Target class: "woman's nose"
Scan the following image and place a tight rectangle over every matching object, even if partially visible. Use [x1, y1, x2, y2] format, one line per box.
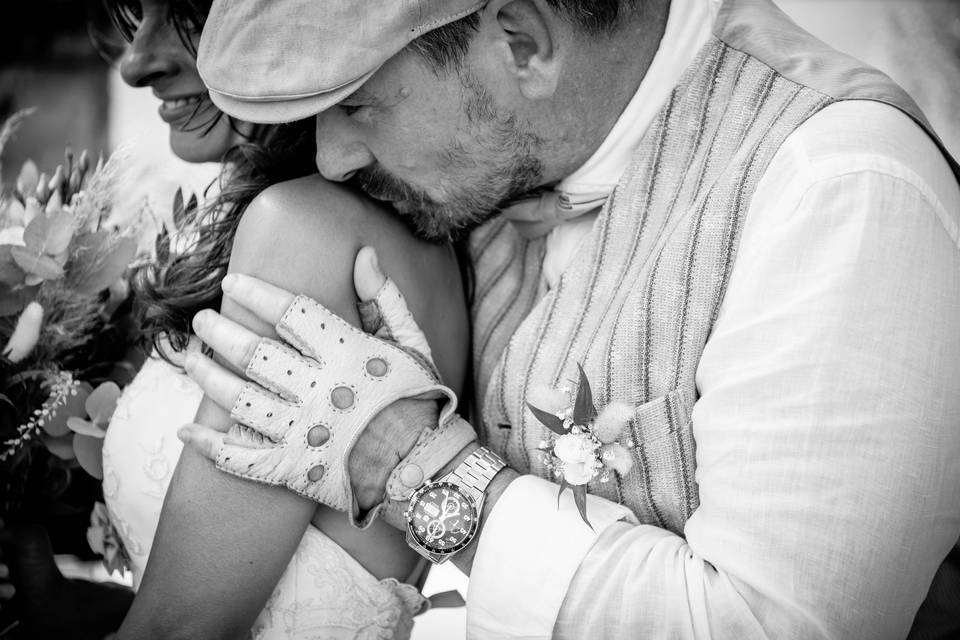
[119, 18, 179, 89]
[313, 111, 376, 182]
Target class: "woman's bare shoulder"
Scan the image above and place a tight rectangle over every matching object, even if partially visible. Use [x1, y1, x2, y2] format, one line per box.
[235, 175, 402, 257]
[229, 175, 468, 388]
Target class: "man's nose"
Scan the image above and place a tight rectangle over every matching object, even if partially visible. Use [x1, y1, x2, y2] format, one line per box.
[313, 110, 375, 182]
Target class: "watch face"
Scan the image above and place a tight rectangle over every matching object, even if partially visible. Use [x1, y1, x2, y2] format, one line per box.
[407, 482, 479, 555]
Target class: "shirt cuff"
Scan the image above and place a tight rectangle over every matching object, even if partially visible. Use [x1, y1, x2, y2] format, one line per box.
[466, 474, 637, 639]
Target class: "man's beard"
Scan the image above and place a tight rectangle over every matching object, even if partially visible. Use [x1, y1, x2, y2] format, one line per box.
[351, 75, 544, 243]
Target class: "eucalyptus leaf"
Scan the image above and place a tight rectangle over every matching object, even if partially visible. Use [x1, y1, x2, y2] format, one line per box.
[10, 245, 64, 280]
[43, 432, 77, 460]
[42, 208, 76, 255]
[0, 245, 26, 286]
[73, 433, 104, 479]
[527, 402, 568, 436]
[22, 208, 49, 250]
[557, 476, 570, 508]
[85, 381, 122, 425]
[66, 417, 107, 438]
[43, 384, 92, 437]
[573, 363, 597, 424]
[572, 485, 593, 530]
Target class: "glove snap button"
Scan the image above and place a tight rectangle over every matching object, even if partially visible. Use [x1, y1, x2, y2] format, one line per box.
[308, 464, 325, 482]
[399, 463, 424, 488]
[307, 425, 330, 447]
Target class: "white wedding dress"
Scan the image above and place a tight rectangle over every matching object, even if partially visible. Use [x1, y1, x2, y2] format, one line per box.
[102, 350, 426, 639]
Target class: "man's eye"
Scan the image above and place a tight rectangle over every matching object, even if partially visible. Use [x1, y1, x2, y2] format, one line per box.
[340, 104, 364, 116]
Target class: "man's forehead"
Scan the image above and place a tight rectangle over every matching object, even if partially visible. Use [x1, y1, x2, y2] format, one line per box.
[196, 0, 485, 124]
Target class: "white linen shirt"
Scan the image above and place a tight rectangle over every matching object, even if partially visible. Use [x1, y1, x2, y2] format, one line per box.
[465, 2, 960, 638]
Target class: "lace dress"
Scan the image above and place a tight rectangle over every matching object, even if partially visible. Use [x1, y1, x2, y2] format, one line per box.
[102, 352, 426, 639]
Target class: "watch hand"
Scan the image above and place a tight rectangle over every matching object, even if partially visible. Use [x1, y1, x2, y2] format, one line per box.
[426, 496, 462, 541]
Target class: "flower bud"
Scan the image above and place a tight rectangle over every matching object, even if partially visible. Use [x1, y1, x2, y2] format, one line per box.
[68, 167, 82, 196]
[78, 149, 90, 176]
[3, 301, 43, 363]
[48, 165, 64, 195]
[63, 146, 74, 177]
[35, 171, 50, 203]
[45, 188, 62, 214]
[16, 159, 39, 197]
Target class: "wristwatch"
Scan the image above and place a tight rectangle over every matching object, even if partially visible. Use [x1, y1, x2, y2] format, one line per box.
[404, 446, 505, 563]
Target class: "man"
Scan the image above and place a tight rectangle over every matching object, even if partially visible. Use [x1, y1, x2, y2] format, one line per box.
[164, 0, 960, 637]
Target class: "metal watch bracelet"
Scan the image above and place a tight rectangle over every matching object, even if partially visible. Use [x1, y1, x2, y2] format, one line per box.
[450, 447, 506, 501]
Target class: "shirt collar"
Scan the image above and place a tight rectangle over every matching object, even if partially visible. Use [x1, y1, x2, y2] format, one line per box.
[557, 0, 720, 200]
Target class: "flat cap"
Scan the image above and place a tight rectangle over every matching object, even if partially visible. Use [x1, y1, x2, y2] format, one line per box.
[197, 0, 486, 123]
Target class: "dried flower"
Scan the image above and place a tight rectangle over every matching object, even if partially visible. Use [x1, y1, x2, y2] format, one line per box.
[3, 301, 43, 362]
[526, 364, 636, 527]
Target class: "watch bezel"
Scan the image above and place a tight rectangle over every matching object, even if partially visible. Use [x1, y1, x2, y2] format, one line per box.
[406, 480, 480, 557]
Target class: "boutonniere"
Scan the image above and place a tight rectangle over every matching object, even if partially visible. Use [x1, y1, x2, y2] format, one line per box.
[527, 364, 634, 528]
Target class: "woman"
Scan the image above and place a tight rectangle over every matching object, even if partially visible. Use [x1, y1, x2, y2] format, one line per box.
[0, 1, 469, 638]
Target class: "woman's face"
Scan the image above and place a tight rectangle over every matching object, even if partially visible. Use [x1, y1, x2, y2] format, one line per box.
[118, 0, 248, 163]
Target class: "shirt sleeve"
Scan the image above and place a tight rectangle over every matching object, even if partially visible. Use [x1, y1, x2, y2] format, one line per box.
[469, 102, 960, 639]
[465, 475, 638, 638]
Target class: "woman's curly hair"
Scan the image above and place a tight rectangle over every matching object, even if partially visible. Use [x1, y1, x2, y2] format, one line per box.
[97, 0, 318, 359]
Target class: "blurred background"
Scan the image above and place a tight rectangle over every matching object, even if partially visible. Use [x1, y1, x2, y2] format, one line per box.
[0, 1, 957, 639]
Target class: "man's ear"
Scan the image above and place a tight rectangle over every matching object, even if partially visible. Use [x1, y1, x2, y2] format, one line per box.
[482, 0, 563, 100]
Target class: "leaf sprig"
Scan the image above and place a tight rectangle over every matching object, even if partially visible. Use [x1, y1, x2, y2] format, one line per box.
[527, 364, 636, 528]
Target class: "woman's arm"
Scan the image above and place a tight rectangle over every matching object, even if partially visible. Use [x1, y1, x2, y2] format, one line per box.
[117, 177, 468, 640]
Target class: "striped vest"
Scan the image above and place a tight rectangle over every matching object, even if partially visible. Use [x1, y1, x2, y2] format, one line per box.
[468, 0, 959, 539]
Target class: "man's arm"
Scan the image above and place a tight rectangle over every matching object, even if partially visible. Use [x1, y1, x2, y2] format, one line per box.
[464, 105, 960, 639]
[180, 105, 960, 640]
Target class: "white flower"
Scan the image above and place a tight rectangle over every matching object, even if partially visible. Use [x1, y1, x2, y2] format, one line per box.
[0, 225, 25, 246]
[562, 461, 598, 486]
[553, 432, 595, 464]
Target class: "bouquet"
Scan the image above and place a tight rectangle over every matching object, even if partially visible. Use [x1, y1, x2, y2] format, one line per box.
[0, 110, 150, 533]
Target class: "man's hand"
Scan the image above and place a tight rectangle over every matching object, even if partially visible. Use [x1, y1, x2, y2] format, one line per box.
[178, 247, 455, 518]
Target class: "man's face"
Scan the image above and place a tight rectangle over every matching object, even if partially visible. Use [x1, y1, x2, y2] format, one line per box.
[314, 48, 545, 242]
